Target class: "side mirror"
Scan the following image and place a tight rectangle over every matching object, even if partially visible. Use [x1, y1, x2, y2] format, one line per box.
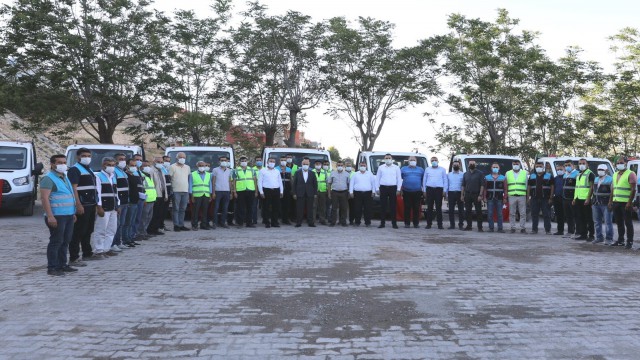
[33, 162, 44, 176]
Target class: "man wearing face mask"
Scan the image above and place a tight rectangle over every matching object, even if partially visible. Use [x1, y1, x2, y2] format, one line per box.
[344, 161, 356, 225]
[161, 155, 173, 231]
[148, 157, 169, 235]
[234, 156, 258, 228]
[169, 152, 191, 231]
[212, 156, 233, 229]
[349, 161, 378, 227]
[483, 162, 507, 233]
[401, 156, 425, 228]
[123, 158, 142, 247]
[67, 148, 97, 265]
[292, 158, 318, 227]
[252, 156, 264, 225]
[323, 160, 333, 221]
[561, 160, 579, 238]
[258, 158, 283, 228]
[446, 160, 465, 230]
[376, 154, 402, 229]
[422, 156, 448, 229]
[40, 154, 77, 276]
[527, 161, 553, 235]
[552, 164, 566, 236]
[92, 157, 120, 258]
[276, 156, 293, 225]
[138, 161, 157, 238]
[312, 160, 329, 225]
[505, 160, 528, 234]
[572, 159, 595, 241]
[189, 161, 213, 230]
[328, 160, 350, 226]
[131, 154, 146, 239]
[609, 157, 637, 249]
[111, 153, 130, 251]
[592, 164, 613, 244]
[462, 160, 485, 232]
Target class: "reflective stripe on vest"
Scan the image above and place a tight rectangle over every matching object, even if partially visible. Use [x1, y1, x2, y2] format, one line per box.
[485, 174, 505, 200]
[142, 174, 157, 202]
[96, 172, 118, 211]
[574, 169, 593, 200]
[191, 171, 211, 198]
[613, 169, 632, 202]
[562, 170, 578, 199]
[315, 170, 328, 192]
[528, 173, 552, 198]
[46, 172, 76, 216]
[235, 167, 256, 191]
[506, 170, 527, 196]
[113, 167, 130, 205]
[592, 176, 612, 204]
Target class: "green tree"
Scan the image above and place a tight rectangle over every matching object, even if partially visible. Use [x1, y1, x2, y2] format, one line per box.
[327, 145, 341, 162]
[324, 17, 440, 151]
[0, 0, 171, 143]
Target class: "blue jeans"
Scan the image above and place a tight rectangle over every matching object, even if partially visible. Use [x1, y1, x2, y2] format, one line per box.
[172, 192, 189, 227]
[213, 191, 230, 225]
[125, 202, 138, 244]
[132, 199, 144, 238]
[486, 199, 503, 230]
[45, 215, 74, 270]
[592, 204, 613, 241]
[112, 204, 128, 246]
[531, 198, 551, 232]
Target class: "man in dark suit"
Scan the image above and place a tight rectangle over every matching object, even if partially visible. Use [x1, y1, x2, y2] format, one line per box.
[292, 158, 318, 227]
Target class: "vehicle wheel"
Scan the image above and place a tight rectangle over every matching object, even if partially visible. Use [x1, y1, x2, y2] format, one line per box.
[21, 201, 34, 216]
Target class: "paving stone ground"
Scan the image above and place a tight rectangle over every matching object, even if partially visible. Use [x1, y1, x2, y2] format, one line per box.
[1, 206, 640, 359]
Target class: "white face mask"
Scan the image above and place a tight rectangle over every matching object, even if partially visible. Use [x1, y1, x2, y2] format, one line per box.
[302, 164, 309, 171]
[204, 166, 210, 172]
[267, 162, 275, 168]
[337, 166, 344, 171]
[322, 165, 329, 170]
[104, 166, 115, 174]
[597, 170, 606, 176]
[177, 158, 186, 164]
[535, 167, 543, 173]
[155, 163, 163, 169]
[80, 157, 92, 165]
[409, 161, 417, 166]
[579, 164, 587, 171]
[163, 161, 170, 168]
[513, 165, 520, 171]
[359, 166, 366, 172]
[129, 166, 137, 173]
[385, 159, 392, 165]
[240, 161, 248, 167]
[557, 170, 565, 176]
[345, 166, 352, 172]
[315, 165, 322, 170]
[286, 158, 293, 163]
[142, 166, 151, 173]
[280, 161, 287, 166]
[55, 164, 68, 173]
[198, 167, 206, 172]
[617, 164, 626, 171]
[117, 161, 126, 169]
[220, 162, 228, 168]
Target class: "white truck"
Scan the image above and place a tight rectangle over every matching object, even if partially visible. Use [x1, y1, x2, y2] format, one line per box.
[0, 140, 44, 215]
[164, 146, 235, 169]
[262, 147, 331, 170]
[536, 156, 614, 177]
[356, 151, 429, 174]
[65, 144, 145, 172]
[449, 153, 526, 174]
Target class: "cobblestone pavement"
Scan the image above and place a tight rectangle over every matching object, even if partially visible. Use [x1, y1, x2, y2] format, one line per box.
[1, 208, 640, 359]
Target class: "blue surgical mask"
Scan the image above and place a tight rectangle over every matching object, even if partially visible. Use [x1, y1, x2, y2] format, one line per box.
[136, 160, 142, 167]
[492, 168, 499, 174]
[431, 161, 438, 167]
[256, 161, 263, 167]
[565, 166, 572, 172]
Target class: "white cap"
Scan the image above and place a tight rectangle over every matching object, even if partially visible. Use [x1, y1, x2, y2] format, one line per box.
[597, 164, 607, 170]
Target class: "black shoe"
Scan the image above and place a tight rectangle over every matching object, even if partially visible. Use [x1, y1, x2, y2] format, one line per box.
[553, 231, 563, 235]
[174, 226, 181, 232]
[201, 226, 211, 230]
[425, 224, 432, 229]
[378, 224, 385, 229]
[180, 226, 191, 231]
[531, 230, 538, 234]
[126, 243, 136, 248]
[220, 224, 229, 229]
[575, 236, 588, 241]
[497, 229, 505, 233]
[272, 223, 280, 228]
[392, 223, 398, 229]
[62, 266, 78, 272]
[488, 228, 495, 232]
[283, 221, 292, 225]
[404, 224, 410, 228]
[131, 241, 141, 246]
[47, 269, 65, 276]
[478, 228, 484, 232]
[608, 241, 623, 247]
[295, 224, 302, 228]
[448, 226, 455, 230]
[309, 224, 316, 227]
[413, 225, 419, 228]
[320, 221, 327, 225]
[458, 224, 464, 230]
[625, 243, 633, 250]
[246, 224, 256, 228]
[265, 224, 271, 228]
[463, 226, 472, 231]
[341, 223, 348, 227]
[438, 226, 444, 230]
[329, 223, 336, 227]
[588, 236, 595, 242]
[520, 229, 527, 234]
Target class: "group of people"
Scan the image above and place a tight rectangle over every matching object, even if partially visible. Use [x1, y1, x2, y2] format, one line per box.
[41, 150, 638, 276]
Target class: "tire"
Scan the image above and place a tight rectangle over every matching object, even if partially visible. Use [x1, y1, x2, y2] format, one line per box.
[21, 200, 34, 216]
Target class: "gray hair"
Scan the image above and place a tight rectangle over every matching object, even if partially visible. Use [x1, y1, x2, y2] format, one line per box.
[102, 156, 116, 164]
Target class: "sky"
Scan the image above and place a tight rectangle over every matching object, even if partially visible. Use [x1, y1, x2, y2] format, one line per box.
[154, 0, 638, 161]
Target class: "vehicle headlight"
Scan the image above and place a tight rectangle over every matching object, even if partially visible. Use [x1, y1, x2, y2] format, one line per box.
[13, 176, 29, 186]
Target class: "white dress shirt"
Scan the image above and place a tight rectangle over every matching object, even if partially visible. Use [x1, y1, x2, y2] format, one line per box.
[376, 163, 403, 187]
[95, 170, 120, 208]
[258, 167, 284, 194]
[349, 171, 378, 193]
[423, 166, 448, 189]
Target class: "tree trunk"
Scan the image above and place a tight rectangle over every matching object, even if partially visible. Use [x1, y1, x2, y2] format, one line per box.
[286, 109, 298, 147]
[97, 118, 115, 144]
[264, 127, 276, 146]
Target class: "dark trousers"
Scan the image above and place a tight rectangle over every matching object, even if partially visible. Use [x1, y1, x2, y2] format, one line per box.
[425, 187, 444, 227]
[563, 198, 576, 234]
[113, 204, 128, 246]
[213, 191, 230, 225]
[379, 185, 398, 224]
[149, 197, 167, 232]
[236, 190, 255, 226]
[296, 195, 315, 225]
[348, 197, 355, 224]
[553, 195, 565, 233]
[69, 204, 96, 261]
[191, 196, 210, 226]
[354, 191, 373, 225]
[263, 188, 281, 226]
[612, 202, 634, 244]
[464, 191, 482, 228]
[331, 190, 349, 225]
[45, 215, 74, 270]
[252, 196, 262, 224]
[574, 199, 594, 237]
[531, 198, 551, 232]
[402, 190, 422, 226]
[448, 191, 464, 227]
[281, 193, 293, 223]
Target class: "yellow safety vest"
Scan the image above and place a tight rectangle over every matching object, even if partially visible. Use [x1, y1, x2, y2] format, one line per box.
[235, 167, 256, 191]
[142, 174, 157, 203]
[612, 169, 632, 203]
[574, 169, 593, 200]
[314, 169, 328, 192]
[506, 170, 527, 196]
[191, 171, 211, 198]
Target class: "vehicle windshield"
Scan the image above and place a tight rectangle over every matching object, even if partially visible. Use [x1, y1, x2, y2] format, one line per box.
[369, 155, 428, 174]
[266, 152, 329, 167]
[167, 150, 232, 169]
[554, 160, 613, 175]
[463, 158, 518, 176]
[0, 146, 28, 170]
[68, 149, 134, 172]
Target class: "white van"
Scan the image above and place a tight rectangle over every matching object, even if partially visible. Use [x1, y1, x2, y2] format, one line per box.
[537, 156, 614, 177]
[164, 146, 235, 169]
[450, 154, 526, 175]
[262, 148, 331, 170]
[66, 144, 144, 173]
[0, 140, 44, 215]
[356, 151, 429, 174]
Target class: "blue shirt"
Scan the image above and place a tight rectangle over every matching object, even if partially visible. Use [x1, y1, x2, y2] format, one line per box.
[400, 166, 425, 192]
[423, 166, 448, 189]
[447, 171, 464, 192]
[553, 175, 564, 197]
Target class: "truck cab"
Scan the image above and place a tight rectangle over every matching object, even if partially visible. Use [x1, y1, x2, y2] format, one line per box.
[165, 146, 235, 169]
[449, 154, 526, 175]
[262, 148, 331, 171]
[0, 140, 44, 215]
[357, 151, 428, 174]
[65, 144, 144, 172]
[537, 156, 614, 177]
